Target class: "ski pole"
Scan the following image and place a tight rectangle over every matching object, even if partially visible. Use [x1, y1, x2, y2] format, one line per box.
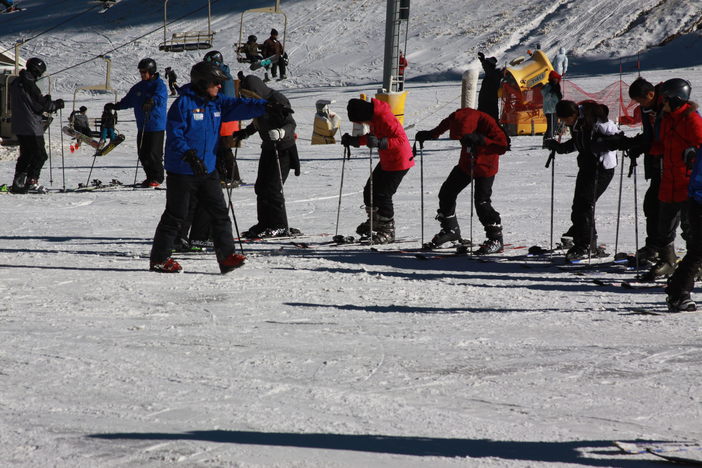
[546, 148, 556, 256]
[469, 147, 475, 255]
[47, 113, 53, 186]
[59, 108, 66, 191]
[369, 146, 374, 247]
[133, 112, 150, 188]
[273, 145, 290, 235]
[629, 152, 640, 270]
[334, 145, 350, 237]
[226, 147, 245, 254]
[418, 141, 425, 246]
[85, 152, 99, 187]
[614, 153, 625, 255]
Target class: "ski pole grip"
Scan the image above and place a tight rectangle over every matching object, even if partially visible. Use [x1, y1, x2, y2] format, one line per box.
[545, 149, 556, 168]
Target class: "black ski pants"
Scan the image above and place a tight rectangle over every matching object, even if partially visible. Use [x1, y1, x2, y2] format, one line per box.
[15, 134, 48, 181]
[271, 60, 286, 78]
[655, 200, 690, 249]
[666, 200, 702, 297]
[438, 165, 501, 230]
[569, 165, 614, 249]
[643, 157, 661, 247]
[362, 163, 409, 219]
[150, 171, 235, 263]
[254, 145, 294, 229]
[137, 130, 165, 184]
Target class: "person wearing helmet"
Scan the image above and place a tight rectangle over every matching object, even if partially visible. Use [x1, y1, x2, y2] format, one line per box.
[233, 74, 299, 239]
[114, 57, 168, 187]
[8, 57, 64, 193]
[262, 28, 286, 81]
[164, 67, 178, 96]
[640, 78, 702, 286]
[659, 79, 702, 311]
[148, 61, 269, 274]
[244, 35, 263, 62]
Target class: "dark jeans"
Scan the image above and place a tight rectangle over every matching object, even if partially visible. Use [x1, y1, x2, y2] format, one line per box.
[438, 165, 501, 228]
[137, 130, 165, 183]
[569, 165, 615, 248]
[15, 134, 48, 181]
[168, 82, 178, 95]
[271, 61, 286, 78]
[666, 200, 702, 297]
[150, 171, 235, 262]
[655, 200, 690, 248]
[254, 145, 294, 229]
[362, 164, 409, 218]
[643, 158, 661, 247]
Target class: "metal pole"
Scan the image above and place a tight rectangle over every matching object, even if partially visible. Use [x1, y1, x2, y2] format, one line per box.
[369, 147, 374, 246]
[419, 142, 424, 246]
[59, 108, 66, 191]
[335, 146, 349, 237]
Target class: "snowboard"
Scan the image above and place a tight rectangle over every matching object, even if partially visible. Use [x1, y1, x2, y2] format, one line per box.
[95, 134, 125, 156]
[63, 126, 100, 150]
[250, 54, 279, 71]
[1, 7, 26, 14]
[96, 0, 122, 13]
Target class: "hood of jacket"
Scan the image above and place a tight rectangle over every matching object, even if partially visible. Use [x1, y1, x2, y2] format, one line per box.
[240, 75, 274, 100]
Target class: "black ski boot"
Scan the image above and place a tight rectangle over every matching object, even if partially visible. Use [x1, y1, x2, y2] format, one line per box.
[425, 211, 462, 249]
[356, 206, 375, 237]
[371, 214, 395, 244]
[640, 243, 677, 281]
[666, 293, 696, 312]
[10, 172, 28, 194]
[475, 224, 503, 254]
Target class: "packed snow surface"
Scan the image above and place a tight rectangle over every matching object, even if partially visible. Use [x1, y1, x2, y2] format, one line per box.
[0, 1, 701, 466]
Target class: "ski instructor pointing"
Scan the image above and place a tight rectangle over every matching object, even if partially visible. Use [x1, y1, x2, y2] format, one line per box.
[148, 61, 270, 274]
[114, 58, 168, 187]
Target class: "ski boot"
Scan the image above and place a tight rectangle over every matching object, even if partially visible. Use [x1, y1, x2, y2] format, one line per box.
[560, 234, 574, 250]
[219, 253, 247, 274]
[263, 73, 271, 82]
[475, 224, 504, 254]
[639, 243, 677, 282]
[424, 211, 462, 249]
[26, 178, 47, 194]
[150, 257, 183, 273]
[10, 172, 28, 194]
[355, 206, 375, 237]
[635, 244, 659, 266]
[666, 293, 696, 312]
[565, 244, 589, 262]
[190, 239, 214, 251]
[371, 214, 395, 244]
[172, 237, 192, 253]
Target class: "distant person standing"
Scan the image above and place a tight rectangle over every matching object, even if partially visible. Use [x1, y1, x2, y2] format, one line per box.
[540, 70, 563, 143]
[114, 58, 168, 187]
[262, 28, 286, 81]
[164, 67, 178, 96]
[553, 47, 568, 76]
[398, 52, 408, 91]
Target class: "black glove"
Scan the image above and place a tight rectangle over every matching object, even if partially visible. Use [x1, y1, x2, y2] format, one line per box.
[478, 52, 485, 61]
[366, 135, 379, 148]
[216, 149, 234, 180]
[683, 147, 698, 170]
[266, 101, 294, 117]
[182, 149, 206, 176]
[460, 133, 484, 148]
[53, 99, 65, 110]
[543, 138, 560, 152]
[105, 102, 116, 111]
[142, 98, 154, 113]
[601, 132, 635, 151]
[341, 133, 360, 148]
[290, 150, 301, 176]
[232, 129, 249, 141]
[415, 130, 433, 143]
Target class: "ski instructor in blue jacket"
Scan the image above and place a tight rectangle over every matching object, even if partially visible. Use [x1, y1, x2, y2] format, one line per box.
[149, 61, 271, 274]
[114, 58, 168, 187]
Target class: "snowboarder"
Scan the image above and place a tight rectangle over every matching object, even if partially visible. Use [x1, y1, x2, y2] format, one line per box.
[477, 52, 502, 122]
[340, 98, 414, 244]
[68, 106, 92, 151]
[9, 57, 64, 194]
[149, 61, 270, 273]
[415, 107, 510, 253]
[641, 79, 702, 283]
[398, 52, 408, 91]
[234, 74, 300, 238]
[540, 70, 562, 143]
[243, 35, 263, 62]
[98, 103, 118, 149]
[544, 100, 619, 262]
[262, 29, 286, 81]
[0, 0, 18, 13]
[553, 47, 568, 76]
[164, 67, 178, 96]
[114, 58, 168, 187]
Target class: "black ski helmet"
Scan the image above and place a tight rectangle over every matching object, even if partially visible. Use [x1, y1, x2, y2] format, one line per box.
[203, 50, 223, 66]
[26, 57, 46, 78]
[248, 35, 257, 43]
[137, 58, 157, 75]
[190, 61, 228, 93]
[79, 106, 87, 112]
[660, 78, 692, 109]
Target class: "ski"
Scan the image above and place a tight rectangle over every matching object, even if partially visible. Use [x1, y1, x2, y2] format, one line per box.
[95, 134, 125, 156]
[62, 126, 100, 150]
[592, 278, 666, 289]
[1, 7, 26, 14]
[649, 450, 702, 465]
[614, 441, 702, 456]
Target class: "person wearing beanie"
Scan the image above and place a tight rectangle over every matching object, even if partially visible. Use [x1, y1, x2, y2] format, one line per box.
[148, 62, 269, 274]
[262, 28, 286, 81]
[340, 98, 414, 244]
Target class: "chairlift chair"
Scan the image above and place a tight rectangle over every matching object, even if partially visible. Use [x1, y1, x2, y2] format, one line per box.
[159, 0, 214, 52]
[235, 1, 287, 63]
[71, 56, 118, 137]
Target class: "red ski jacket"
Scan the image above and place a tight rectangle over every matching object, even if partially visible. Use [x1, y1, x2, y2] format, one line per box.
[428, 108, 509, 177]
[358, 98, 414, 171]
[659, 101, 702, 203]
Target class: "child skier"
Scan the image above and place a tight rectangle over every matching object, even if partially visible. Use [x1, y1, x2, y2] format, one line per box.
[340, 98, 414, 244]
[544, 100, 619, 262]
[68, 106, 92, 151]
[99, 103, 118, 149]
[415, 107, 509, 253]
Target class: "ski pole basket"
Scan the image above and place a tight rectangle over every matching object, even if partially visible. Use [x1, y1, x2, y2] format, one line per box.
[159, 0, 214, 52]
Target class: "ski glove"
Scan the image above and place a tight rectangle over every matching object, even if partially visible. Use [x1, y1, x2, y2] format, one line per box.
[341, 133, 360, 148]
[142, 98, 155, 113]
[365, 135, 388, 149]
[460, 133, 484, 148]
[266, 101, 294, 117]
[600, 132, 634, 151]
[683, 147, 698, 170]
[232, 130, 249, 141]
[290, 150, 301, 176]
[415, 130, 433, 143]
[182, 149, 207, 176]
[268, 128, 285, 141]
[105, 102, 116, 111]
[543, 138, 561, 152]
[53, 99, 65, 111]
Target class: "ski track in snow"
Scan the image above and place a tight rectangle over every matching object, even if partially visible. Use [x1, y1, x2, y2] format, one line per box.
[1, 1, 702, 467]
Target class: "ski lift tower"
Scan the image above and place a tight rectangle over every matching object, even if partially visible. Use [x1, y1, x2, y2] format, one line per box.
[159, 0, 214, 52]
[376, 0, 410, 124]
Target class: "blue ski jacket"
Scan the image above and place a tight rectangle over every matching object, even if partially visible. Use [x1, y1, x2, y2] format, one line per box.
[115, 73, 168, 132]
[165, 84, 268, 175]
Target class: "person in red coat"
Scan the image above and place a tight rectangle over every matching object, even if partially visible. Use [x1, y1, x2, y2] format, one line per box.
[398, 52, 408, 91]
[341, 98, 414, 243]
[415, 107, 510, 253]
[642, 78, 702, 282]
